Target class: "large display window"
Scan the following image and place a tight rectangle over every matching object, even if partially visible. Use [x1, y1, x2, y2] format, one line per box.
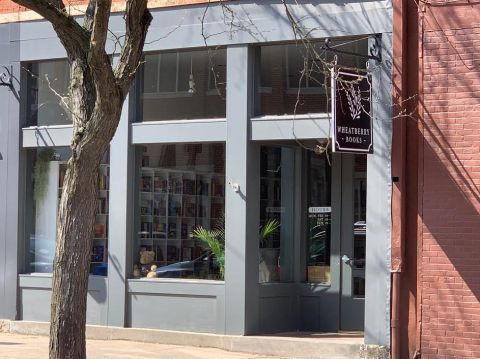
[23, 148, 109, 275]
[134, 143, 225, 280]
[139, 48, 226, 121]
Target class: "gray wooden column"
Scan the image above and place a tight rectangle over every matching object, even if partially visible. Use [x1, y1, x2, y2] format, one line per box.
[364, 33, 393, 346]
[224, 44, 260, 335]
[106, 94, 134, 327]
[1, 22, 21, 319]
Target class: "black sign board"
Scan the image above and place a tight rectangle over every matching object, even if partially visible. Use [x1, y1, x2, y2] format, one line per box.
[331, 70, 373, 153]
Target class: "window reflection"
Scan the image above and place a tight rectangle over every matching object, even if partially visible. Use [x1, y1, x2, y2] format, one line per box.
[140, 49, 226, 121]
[259, 146, 294, 283]
[25, 60, 70, 126]
[306, 152, 332, 284]
[353, 155, 367, 297]
[255, 39, 368, 116]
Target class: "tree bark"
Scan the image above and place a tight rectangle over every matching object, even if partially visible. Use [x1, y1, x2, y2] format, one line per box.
[49, 159, 99, 359]
[49, 60, 122, 359]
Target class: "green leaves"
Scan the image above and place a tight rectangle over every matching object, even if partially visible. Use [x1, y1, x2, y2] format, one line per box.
[191, 226, 225, 280]
[191, 216, 281, 280]
[259, 218, 280, 245]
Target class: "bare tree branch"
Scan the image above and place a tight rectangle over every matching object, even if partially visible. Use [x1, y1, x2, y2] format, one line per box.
[11, 0, 89, 59]
[114, 0, 152, 95]
[88, 0, 112, 60]
[83, 0, 96, 32]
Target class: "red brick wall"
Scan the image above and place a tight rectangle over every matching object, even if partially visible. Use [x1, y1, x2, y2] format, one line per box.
[0, 0, 214, 16]
[0, 0, 85, 14]
[419, 5, 480, 358]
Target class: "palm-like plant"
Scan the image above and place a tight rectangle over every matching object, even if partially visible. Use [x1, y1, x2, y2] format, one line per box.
[259, 218, 280, 247]
[191, 216, 280, 280]
[191, 226, 225, 279]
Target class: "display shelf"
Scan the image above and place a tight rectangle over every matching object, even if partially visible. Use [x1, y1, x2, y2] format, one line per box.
[137, 167, 225, 267]
[58, 160, 110, 269]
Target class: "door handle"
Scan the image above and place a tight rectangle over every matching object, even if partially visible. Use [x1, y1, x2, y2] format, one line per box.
[341, 254, 353, 265]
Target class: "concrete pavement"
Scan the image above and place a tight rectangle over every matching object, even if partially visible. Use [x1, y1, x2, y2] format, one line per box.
[0, 321, 369, 359]
[0, 333, 284, 359]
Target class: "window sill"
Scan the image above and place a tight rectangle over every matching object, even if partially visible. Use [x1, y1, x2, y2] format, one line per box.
[285, 88, 326, 95]
[142, 92, 193, 99]
[133, 118, 226, 125]
[128, 277, 224, 285]
[251, 113, 330, 121]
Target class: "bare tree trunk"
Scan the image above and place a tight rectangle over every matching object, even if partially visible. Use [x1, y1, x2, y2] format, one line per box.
[49, 160, 99, 359]
[8, 1, 151, 358]
[49, 59, 122, 359]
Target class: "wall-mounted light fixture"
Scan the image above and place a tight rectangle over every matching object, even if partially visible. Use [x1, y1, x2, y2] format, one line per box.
[0, 66, 12, 87]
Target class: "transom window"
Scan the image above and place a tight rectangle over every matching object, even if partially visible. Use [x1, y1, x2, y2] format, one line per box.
[140, 48, 226, 121]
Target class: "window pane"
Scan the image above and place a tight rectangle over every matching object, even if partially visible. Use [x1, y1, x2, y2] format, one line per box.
[207, 50, 227, 94]
[177, 52, 191, 92]
[259, 45, 276, 88]
[287, 44, 306, 89]
[255, 38, 368, 116]
[158, 52, 177, 93]
[143, 54, 159, 93]
[353, 154, 367, 297]
[306, 152, 332, 284]
[24, 148, 109, 275]
[26, 60, 70, 126]
[141, 48, 226, 121]
[135, 143, 225, 280]
[259, 146, 294, 283]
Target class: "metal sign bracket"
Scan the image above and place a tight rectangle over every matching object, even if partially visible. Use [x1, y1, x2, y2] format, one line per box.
[0, 65, 13, 87]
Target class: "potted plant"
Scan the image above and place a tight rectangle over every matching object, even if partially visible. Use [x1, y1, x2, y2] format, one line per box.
[191, 217, 280, 282]
[191, 225, 225, 280]
[258, 219, 280, 282]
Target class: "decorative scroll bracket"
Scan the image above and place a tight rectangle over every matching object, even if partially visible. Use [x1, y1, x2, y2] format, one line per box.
[0, 65, 12, 87]
[323, 36, 382, 63]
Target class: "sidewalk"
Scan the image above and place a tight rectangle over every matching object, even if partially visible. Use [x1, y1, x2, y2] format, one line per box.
[0, 333, 283, 359]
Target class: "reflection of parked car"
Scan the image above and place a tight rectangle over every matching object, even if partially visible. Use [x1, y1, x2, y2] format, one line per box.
[156, 251, 218, 278]
[28, 237, 55, 273]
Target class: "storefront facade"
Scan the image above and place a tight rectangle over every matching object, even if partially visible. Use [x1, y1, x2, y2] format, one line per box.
[0, 0, 393, 348]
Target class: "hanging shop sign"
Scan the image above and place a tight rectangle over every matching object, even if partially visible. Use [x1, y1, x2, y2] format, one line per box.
[331, 69, 373, 153]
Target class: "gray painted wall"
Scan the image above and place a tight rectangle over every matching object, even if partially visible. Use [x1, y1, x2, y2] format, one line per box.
[0, 0, 392, 344]
[18, 275, 108, 325]
[14, 1, 392, 61]
[127, 280, 225, 333]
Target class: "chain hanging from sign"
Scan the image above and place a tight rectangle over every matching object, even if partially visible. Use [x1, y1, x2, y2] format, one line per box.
[331, 68, 373, 154]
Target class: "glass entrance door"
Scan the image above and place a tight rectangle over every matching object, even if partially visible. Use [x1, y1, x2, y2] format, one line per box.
[339, 154, 367, 331]
[303, 151, 366, 333]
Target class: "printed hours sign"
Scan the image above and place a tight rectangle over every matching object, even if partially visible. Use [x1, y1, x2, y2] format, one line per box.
[331, 69, 373, 153]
